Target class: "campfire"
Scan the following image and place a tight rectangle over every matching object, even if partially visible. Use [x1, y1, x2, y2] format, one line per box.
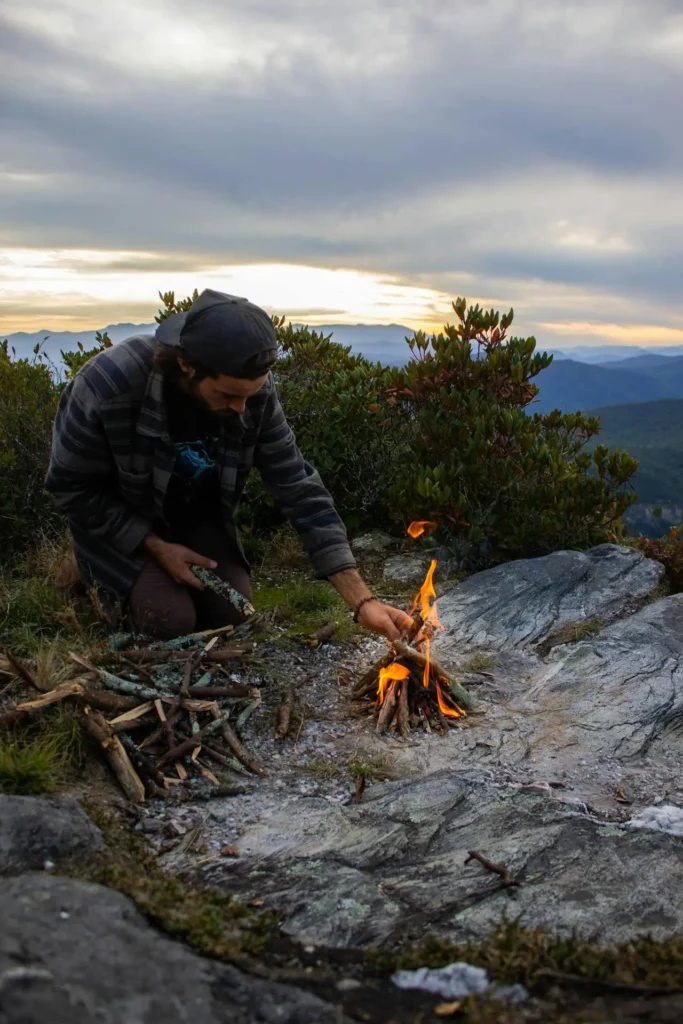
[352, 522, 467, 736]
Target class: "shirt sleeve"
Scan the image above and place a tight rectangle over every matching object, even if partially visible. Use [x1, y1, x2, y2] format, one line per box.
[253, 382, 357, 578]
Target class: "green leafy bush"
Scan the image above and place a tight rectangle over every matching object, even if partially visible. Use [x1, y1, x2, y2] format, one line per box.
[384, 299, 638, 559]
[1, 291, 640, 571]
[0, 342, 61, 561]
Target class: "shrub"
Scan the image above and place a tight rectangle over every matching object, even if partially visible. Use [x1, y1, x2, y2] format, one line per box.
[0, 343, 61, 561]
[384, 299, 638, 560]
[632, 525, 683, 592]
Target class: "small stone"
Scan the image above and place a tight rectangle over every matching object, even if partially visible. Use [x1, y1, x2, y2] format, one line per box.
[351, 530, 396, 553]
[383, 553, 433, 585]
[336, 978, 362, 991]
[43, 860, 55, 871]
[59, 911, 70, 920]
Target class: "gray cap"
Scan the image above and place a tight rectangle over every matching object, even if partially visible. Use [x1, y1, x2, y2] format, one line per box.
[155, 288, 277, 378]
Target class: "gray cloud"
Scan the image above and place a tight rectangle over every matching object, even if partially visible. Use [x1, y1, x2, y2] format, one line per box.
[1, 0, 682, 336]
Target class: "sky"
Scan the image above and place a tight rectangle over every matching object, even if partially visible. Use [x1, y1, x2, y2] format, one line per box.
[1, 0, 682, 347]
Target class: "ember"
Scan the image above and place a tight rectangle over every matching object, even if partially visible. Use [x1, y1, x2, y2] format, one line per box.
[352, 522, 466, 735]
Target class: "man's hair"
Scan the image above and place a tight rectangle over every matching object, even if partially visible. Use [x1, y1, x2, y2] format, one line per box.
[153, 343, 276, 382]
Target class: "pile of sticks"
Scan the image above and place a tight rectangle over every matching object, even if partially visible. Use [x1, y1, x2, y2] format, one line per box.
[351, 638, 472, 737]
[1, 627, 264, 803]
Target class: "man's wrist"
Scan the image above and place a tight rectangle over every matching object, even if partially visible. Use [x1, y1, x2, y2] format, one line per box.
[143, 533, 166, 558]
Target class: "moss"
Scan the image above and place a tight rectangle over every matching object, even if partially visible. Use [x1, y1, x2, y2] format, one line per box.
[537, 619, 604, 656]
[370, 918, 683, 993]
[78, 801, 281, 959]
[252, 577, 363, 641]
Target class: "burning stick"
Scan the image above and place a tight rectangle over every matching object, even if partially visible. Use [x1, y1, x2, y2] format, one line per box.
[355, 520, 473, 735]
[396, 678, 410, 738]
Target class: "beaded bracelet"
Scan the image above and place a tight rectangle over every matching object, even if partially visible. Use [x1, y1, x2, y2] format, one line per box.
[352, 595, 377, 622]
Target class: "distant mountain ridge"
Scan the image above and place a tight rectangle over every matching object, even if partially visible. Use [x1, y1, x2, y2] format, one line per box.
[6, 322, 683, 409]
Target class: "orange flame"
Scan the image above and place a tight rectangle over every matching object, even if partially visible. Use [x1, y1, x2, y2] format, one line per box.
[374, 519, 466, 724]
[407, 520, 438, 539]
[377, 662, 410, 704]
[435, 678, 464, 718]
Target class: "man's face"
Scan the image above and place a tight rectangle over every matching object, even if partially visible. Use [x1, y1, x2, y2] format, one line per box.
[177, 357, 268, 417]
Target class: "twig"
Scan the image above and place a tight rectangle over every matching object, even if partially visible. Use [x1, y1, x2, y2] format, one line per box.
[80, 707, 145, 803]
[209, 706, 265, 776]
[275, 695, 292, 740]
[4, 650, 39, 690]
[191, 567, 255, 618]
[465, 850, 520, 888]
[165, 650, 202, 748]
[157, 713, 232, 768]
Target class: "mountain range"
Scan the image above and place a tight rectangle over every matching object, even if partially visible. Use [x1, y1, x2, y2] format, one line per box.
[6, 321, 683, 413]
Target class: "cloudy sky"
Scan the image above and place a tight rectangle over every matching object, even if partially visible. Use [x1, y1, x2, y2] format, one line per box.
[1, 0, 682, 346]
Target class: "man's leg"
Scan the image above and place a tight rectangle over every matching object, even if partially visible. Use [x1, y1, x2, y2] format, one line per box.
[180, 519, 253, 629]
[128, 559, 197, 639]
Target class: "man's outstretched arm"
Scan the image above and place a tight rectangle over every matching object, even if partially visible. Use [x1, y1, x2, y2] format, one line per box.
[254, 383, 414, 639]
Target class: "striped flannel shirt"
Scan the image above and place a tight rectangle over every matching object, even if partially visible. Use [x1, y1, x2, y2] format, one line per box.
[45, 334, 356, 601]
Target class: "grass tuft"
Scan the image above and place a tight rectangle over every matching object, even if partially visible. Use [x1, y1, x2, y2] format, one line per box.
[350, 754, 392, 781]
[462, 653, 496, 673]
[0, 706, 85, 795]
[537, 618, 604, 656]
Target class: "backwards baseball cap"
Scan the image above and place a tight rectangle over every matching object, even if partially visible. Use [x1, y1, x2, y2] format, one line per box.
[155, 288, 278, 379]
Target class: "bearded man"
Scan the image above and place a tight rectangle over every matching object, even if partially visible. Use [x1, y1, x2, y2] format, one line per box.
[46, 289, 413, 641]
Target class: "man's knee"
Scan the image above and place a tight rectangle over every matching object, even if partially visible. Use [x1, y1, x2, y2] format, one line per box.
[129, 562, 197, 639]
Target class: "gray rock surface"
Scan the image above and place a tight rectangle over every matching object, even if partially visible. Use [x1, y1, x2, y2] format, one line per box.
[0, 873, 349, 1024]
[213, 772, 683, 949]
[0, 795, 104, 873]
[383, 553, 434, 584]
[351, 530, 396, 553]
[434, 544, 663, 655]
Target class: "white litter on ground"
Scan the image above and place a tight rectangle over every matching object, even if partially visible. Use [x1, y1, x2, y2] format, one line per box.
[391, 962, 528, 1004]
[626, 804, 683, 838]
[392, 963, 489, 999]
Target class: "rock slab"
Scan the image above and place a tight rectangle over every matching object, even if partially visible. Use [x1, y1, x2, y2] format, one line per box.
[218, 773, 683, 950]
[434, 544, 663, 655]
[0, 795, 104, 874]
[0, 873, 350, 1024]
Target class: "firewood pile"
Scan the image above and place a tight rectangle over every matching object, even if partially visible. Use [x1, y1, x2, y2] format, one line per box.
[0, 623, 264, 803]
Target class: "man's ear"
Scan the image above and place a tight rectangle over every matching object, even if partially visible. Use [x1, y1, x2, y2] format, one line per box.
[177, 356, 196, 379]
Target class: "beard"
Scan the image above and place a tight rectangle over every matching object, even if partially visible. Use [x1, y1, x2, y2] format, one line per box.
[188, 380, 236, 419]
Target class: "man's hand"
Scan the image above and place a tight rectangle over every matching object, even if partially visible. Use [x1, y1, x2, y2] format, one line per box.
[356, 599, 415, 641]
[144, 535, 216, 590]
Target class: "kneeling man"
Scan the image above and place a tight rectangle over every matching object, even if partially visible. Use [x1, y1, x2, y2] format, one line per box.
[46, 289, 412, 640]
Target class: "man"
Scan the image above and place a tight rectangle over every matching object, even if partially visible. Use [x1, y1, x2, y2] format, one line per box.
[46, 289, 413, 641]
